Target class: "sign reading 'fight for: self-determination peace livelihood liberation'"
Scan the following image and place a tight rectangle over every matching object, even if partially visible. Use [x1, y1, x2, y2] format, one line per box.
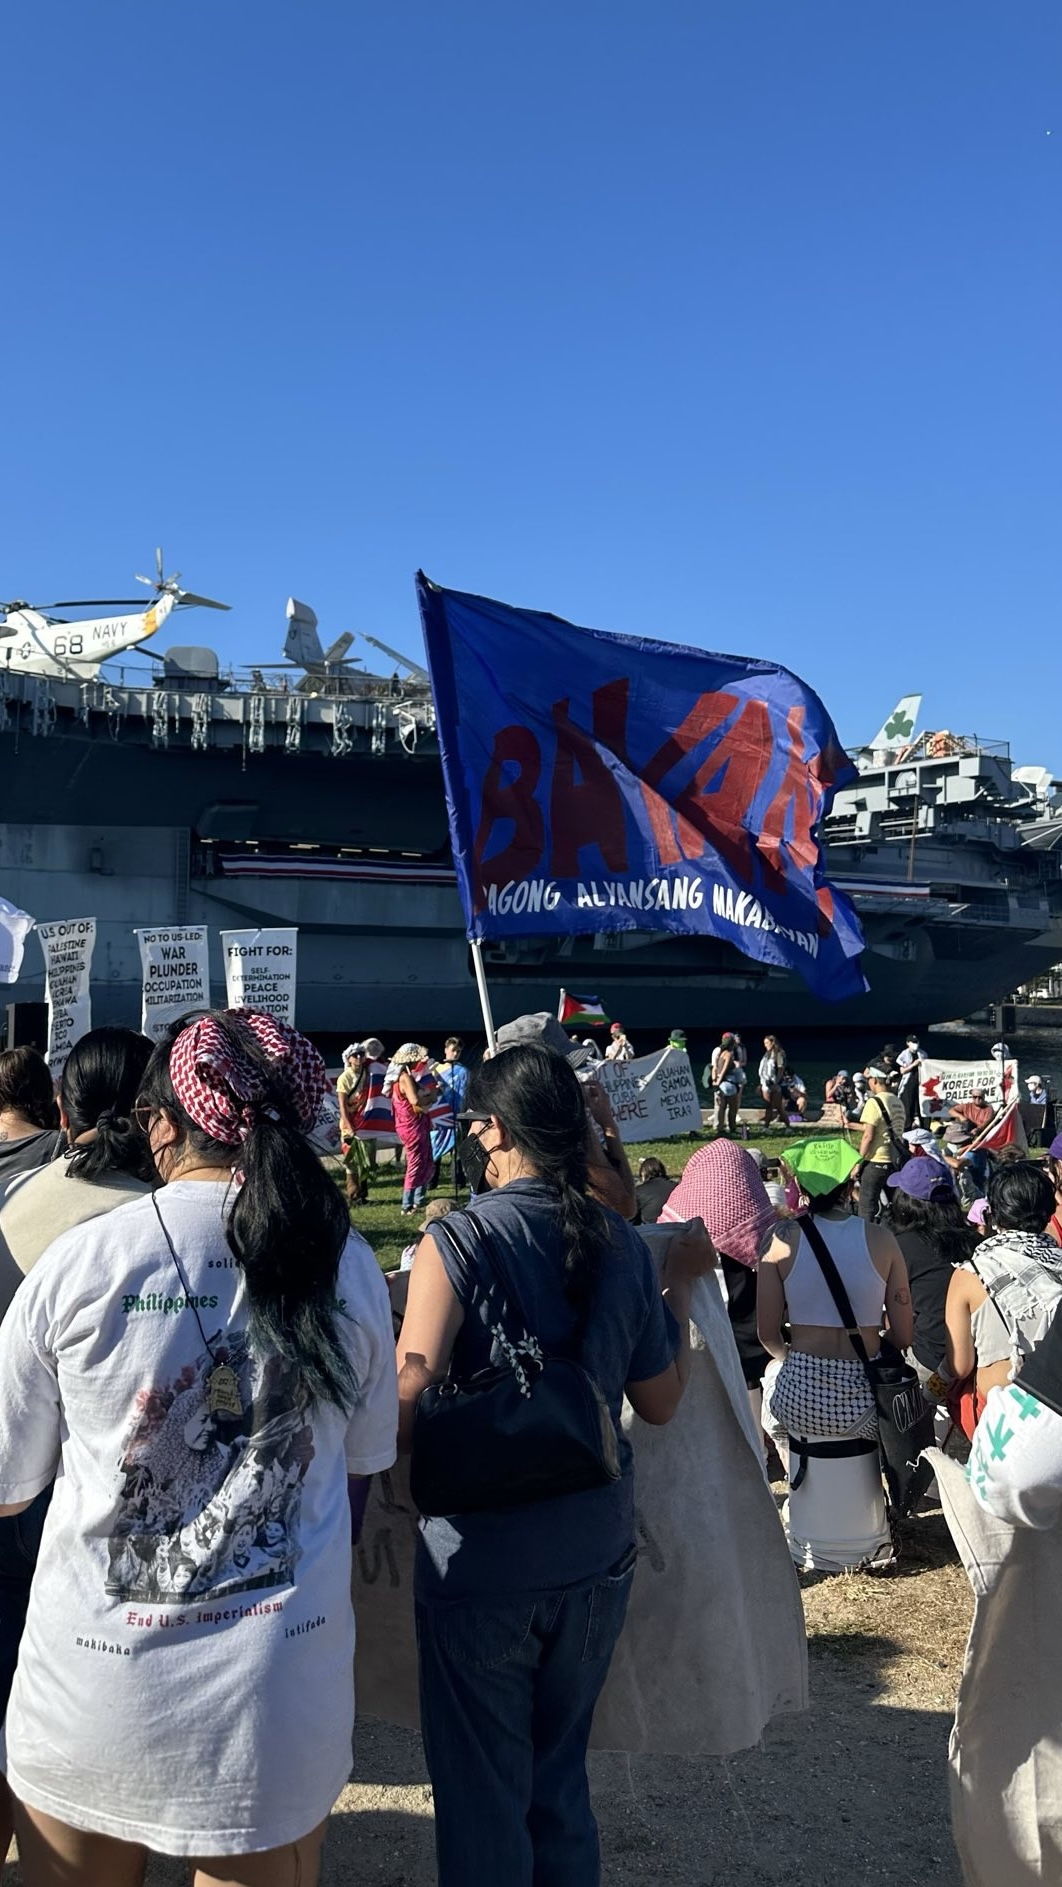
[221, 929, 298, 1025]
[417, 576, 867, 1001]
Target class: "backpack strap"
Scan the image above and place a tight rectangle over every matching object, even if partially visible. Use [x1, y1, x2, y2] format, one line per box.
[797, 1216, 876, 1392]
[871, 1094, 906, 1165]
[431, 1213, 535, 1349]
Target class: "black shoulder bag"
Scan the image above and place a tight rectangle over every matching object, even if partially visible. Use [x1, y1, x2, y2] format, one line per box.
[799, 1216, 935, 1516]
[409, 1212, 622, 1518]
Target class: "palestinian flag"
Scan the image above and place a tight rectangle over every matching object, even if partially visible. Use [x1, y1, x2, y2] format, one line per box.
[558, 989, 610, 1029]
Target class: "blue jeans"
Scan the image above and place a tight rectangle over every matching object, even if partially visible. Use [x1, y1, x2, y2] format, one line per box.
[416, 1545, 635, 1887]
[0, 1484, 52, 1718]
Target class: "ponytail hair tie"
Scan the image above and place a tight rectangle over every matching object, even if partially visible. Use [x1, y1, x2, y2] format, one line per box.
[96, 1107, 117, 1128]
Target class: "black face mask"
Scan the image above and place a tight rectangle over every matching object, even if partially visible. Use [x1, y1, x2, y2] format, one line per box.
[457, 1131, 493, 1195]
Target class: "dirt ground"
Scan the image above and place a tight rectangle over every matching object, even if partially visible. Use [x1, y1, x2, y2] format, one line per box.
[0, 1502, 972, 1887]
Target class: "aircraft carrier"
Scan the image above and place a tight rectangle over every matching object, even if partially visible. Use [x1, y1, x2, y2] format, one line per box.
[2, 609, 1060, 1038]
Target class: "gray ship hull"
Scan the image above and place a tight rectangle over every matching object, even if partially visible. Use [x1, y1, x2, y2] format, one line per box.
[3, 818, 1060, 1038]
[2, 667, 1060, 1040]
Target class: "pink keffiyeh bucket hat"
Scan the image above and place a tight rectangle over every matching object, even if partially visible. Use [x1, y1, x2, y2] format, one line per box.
[660, 1138, 776, 1268]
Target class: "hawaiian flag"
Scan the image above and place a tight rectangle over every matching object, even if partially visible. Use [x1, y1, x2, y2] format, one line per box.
[357, 1061, 397, 1137]
[558, 989, 610, 1028]
[355, 1061, 446, 1140]
[420, 1072, 451, 1130]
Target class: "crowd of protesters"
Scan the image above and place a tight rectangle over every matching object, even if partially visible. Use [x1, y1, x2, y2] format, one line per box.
[0, 1009, 1058, 1883]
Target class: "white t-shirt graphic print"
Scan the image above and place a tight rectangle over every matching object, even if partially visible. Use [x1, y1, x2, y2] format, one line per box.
[0, 1179, 398, 1856]
[109, 1333, 318, 1608]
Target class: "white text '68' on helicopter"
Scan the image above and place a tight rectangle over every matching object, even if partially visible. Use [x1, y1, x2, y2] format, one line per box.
[0, 549, 229, 679]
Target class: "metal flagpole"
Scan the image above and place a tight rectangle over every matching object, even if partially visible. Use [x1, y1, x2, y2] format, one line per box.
[450, 1073, 461, 1203]
[471, 938, 498, 1055]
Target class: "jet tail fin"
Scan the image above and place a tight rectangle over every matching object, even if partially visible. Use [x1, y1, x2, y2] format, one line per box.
[284, 597, 325, 672]
[867, 694, 922, 751]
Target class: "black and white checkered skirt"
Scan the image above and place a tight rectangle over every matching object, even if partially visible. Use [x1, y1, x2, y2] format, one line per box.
[767, 1350, 878, 1441]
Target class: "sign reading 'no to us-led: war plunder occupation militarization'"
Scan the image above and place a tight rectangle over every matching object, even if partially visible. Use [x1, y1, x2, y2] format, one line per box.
[136, 927, 211, 1043]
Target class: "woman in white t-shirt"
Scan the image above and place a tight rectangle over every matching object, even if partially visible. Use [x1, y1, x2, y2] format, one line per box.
[0, 1026, 156, 1867]
[0, 1009, 398, 1887]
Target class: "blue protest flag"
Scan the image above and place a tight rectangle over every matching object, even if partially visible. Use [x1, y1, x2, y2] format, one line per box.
[416, 575, 867, 1002]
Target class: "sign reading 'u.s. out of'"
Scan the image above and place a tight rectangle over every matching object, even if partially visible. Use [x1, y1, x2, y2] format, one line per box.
[417, 577, 867, 1002]
[38, 918, 95, 1076]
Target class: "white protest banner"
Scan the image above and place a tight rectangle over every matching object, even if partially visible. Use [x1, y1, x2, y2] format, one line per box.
[135, 927, 211, 1042]
[38, 918, 96, 1077]
[306, 1091, 343, 1158]
[0, 895, 35, 984]
[595, 1046, 702, 1143]
[221, 928, 298, 1025]
[919, 1056, 1019, 1119]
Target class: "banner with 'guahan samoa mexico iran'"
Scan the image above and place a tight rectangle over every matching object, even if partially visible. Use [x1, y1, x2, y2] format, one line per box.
[416, 576, 867, 1001]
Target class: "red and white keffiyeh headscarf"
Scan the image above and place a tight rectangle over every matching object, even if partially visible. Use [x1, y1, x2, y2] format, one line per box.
[169, 1010, 327, 1148]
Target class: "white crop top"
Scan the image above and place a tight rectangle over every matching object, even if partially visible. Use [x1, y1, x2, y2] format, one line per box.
[784, 1216, 886, 1328]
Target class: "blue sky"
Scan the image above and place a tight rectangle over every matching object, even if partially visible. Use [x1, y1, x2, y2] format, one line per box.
[3, 2, 1059, 762]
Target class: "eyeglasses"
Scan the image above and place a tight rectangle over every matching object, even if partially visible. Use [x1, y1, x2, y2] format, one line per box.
[133, 1101, 156, 1136]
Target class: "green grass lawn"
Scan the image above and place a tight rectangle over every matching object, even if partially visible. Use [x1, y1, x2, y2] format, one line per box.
[341, 1125, 798, 1271]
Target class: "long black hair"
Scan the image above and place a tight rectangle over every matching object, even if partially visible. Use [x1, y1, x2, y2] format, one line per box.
[0, 1046, 57, 1130]
[467, 1043, 611, 1317]
[988, 1161, 1056, 1235]
[62, 1028, 156, 1183]
[138, 1013, 356, 1413]
[886, 1185, 977, 1266]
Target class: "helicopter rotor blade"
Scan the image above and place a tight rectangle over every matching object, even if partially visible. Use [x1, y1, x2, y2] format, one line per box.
[36, 598, 149, 610]
[156, 546, 164, 581]
[134, 573, 155, 588]
[176, 591, 231, 611]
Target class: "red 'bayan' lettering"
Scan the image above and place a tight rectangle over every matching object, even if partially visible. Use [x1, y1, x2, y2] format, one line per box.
[759, 705, 817, 890]
[637, 693, 772, 881]
[473, 727, 545, 890]
[471, 679, 824, 899]
[548, 697, 629, 878]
